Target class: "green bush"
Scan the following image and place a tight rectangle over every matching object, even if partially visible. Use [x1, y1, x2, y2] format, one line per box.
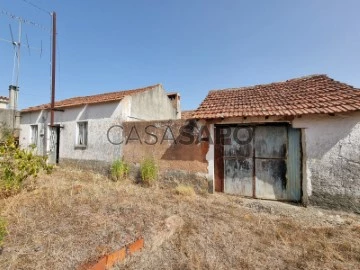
[0, 135, 53, 197]
[0, 217, 6, 247]
[110, 159, 129, 181]
[140, 157, 158, 186]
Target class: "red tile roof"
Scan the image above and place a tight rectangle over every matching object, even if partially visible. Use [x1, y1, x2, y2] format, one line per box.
[22, 84, 160, 112]
[192, 75, 360, 119]
[181, 110, 195, 119]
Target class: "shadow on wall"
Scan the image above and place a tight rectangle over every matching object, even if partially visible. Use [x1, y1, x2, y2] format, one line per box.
[20, 102, 120, 124]
[61, 102, 120, 122]
[296, 112, 360, 159]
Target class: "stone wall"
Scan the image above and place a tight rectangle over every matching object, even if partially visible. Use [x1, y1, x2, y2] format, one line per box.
[122, 119, 208, 174]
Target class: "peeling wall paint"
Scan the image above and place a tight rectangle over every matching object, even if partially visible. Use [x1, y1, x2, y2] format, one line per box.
[206, 123, 215, 193]
[293, 111, 360, 212]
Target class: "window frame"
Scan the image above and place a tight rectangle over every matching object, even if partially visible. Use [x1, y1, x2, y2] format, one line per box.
[75, 121, 88, 149]
[30, 124, 38, 146]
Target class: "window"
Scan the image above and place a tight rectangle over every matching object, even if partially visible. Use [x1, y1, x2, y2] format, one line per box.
[76, 122, 88, 147]
[30, 125, 38, 146]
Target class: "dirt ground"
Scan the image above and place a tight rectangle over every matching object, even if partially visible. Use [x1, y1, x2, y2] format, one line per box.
[0, 167, 359, 270]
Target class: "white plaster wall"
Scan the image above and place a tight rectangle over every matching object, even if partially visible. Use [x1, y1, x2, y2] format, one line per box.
[19, 110, 47, 155]
[293, 112, 360, 211]
[129, 85, 178, 120]
[20, 101, 125, 163]
[0, 101, 8, 109]
[57, 101, 124, 162]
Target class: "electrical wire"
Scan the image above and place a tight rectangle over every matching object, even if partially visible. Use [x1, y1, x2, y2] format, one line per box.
[19, 0, 51, 15]
[0, 10, 49, 32]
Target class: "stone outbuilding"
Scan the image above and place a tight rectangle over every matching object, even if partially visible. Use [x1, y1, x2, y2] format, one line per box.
[192, 74, 360, 212]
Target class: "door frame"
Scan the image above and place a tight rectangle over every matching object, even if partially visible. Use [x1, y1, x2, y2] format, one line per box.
[48, 124, 61, 164]
[214, 122, 302, 201]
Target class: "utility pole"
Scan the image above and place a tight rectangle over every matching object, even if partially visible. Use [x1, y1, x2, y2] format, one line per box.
[50, 11, 56, 126]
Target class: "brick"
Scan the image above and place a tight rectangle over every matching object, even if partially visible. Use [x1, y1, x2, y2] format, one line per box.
[106, 248, 126, 269]
[88, 256, 107, 270]
[127, 238, 144, 255]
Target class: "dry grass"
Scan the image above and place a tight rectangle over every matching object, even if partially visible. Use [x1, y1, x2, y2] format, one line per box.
[175, 184, 196, 197]
[0, 167, 359, 270]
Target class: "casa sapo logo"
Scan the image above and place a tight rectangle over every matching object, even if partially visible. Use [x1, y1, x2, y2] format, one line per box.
[106, 124, 253, 146]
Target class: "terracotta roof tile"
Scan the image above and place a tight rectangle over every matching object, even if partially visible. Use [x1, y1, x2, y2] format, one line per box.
[192, 75, 360, 119]
[181, 110, 195, 119]
[22, 84, 160, 112]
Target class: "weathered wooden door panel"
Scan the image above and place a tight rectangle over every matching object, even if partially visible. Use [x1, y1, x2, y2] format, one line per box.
[254, 126, 288, 199]
[287, 127, 302, 201]
[224, 141, 252, 158]
[220, 124, 301, 202]
[48, 126, 60, 164]
[224, 158, 253, 196]
[223, 126, 254, 196]
[254, 126, 287, 158]
[255, 159, 287, 200]
[224, 128, 253, 158]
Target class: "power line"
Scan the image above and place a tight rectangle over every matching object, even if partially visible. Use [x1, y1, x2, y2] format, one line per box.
[19, 0, 51, 15]
[0, 9, 49, 32]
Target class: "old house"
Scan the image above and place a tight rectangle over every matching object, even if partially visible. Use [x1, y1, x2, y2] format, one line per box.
[19, 84, 180, 168]
[0, 96, 9, 109]
[193, 75, 360, 211]
[0, 85, 20, 139]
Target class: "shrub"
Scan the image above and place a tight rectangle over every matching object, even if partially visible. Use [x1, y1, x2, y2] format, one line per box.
[0, 135, 53, 197]
[140, 157, 158, 186]
[175, 184, 196, 197]
[0, 217, 6, 247]
[110, 159, 129, 181]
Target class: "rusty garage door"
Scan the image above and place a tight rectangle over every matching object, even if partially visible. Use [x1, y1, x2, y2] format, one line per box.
[215, 124, 301, 201]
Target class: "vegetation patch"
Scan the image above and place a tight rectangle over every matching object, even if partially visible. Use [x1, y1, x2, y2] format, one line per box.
[175, 184, 196, 197]
[0, 217, 6, 247]
[140, 157, 158, 186]
[110, 159, 129, 181]
[1, 167, 360, 269]
[0, 135, 53, 198]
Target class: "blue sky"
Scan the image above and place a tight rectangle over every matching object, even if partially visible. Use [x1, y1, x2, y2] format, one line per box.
[0, 0, 360, 110]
